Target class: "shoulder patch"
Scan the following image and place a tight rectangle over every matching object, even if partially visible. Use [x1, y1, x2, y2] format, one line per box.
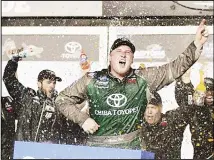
[97, 75, 109, 82]
[160, 117, 168, 127]
[87, 72, 96, 78]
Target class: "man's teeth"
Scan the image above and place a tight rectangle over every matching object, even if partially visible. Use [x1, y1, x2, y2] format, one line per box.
[119, 62, 126, 66]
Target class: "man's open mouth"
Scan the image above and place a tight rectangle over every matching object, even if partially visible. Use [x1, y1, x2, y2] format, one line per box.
[119, 61, 126, 67]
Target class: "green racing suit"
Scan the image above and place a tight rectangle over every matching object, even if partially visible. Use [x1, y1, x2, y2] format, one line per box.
[55, 41, 202, 149]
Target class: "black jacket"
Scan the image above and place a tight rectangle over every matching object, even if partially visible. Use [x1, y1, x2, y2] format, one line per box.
[3, 60, 61, 143]
[175, 78, 213, 159]
[60, 117, 88, 145]
[1, 96, 18, 159]
[140, 99, 195, 159]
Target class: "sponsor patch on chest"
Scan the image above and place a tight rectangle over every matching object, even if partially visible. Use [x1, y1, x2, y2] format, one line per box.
[95, 75, 109, 88]
[127, 78, 137, 84]
[44, 105, 55, 119]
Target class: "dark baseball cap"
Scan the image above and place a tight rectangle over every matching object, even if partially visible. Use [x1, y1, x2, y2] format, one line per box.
[38, 69, 62, 82]
[148, 92, 162, 106]
[110, 37, 135, 53]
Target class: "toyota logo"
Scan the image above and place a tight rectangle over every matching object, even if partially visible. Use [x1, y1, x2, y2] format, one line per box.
[106, 93, 127, 108]
[64, 42, 82, 54]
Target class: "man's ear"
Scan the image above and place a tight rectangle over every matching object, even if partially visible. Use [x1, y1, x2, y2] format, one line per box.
[131, 56, 134, 64]
[37, 81, 42, 88]
[158, 105, 163, 112]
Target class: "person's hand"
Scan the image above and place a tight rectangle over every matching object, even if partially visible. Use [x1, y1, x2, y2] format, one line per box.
[6, 48, 19, 61]
[8, 48, 24, 62]
[195, 19, 209, 47]
[81, 117, 100, 134]
[181, 68, 191, 84]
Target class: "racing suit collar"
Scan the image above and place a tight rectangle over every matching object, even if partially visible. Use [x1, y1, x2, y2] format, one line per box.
[107, 65, 135, 80]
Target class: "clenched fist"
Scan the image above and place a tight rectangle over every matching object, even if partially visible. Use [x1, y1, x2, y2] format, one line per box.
[81, 117, 100, 134]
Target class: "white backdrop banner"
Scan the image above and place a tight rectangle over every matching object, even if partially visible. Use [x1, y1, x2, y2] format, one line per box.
[1, 26, 108, 95]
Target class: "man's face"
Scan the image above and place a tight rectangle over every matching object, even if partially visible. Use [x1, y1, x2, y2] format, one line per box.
[144, 104, 162, 125]
[109, 45, 134, 78]
[205, 90, 214, 106]
[40, 79, 56, 97]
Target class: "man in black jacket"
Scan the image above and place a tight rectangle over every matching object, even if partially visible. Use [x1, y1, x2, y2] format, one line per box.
[140, 92, 196, 159]
[3, 55, 63, 143]
[175, 72, 213, 159]
[1, 96, 19, 159]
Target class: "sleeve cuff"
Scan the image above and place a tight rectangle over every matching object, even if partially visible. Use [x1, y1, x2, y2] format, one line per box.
[78, 113, 90, 127]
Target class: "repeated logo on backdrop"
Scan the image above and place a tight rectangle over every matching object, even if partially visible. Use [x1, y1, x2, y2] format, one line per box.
[2, 35, 100, 61]
[61, 41, 82, 59]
